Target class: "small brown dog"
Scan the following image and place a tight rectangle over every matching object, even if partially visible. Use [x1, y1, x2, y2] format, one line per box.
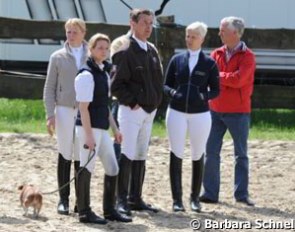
[18, 184, 43, 218]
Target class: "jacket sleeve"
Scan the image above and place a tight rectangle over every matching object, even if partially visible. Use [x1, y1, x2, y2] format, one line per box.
[163, 56, 177, 98]
[218, 52, 256, 89]
[111, 51, 137, 108]
[43, 55, 58, 119]
[207, 61, 220, 100]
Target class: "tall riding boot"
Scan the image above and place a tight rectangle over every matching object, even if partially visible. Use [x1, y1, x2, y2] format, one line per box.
[77, 168, 107, 224]
[57, 153, 71, 215]
[190, 155, 204, 212]
[128, 160, 159, 213]
[73, 160, 80, 213]
[117, 154, 132, 216]
[170, 152, 185, 212]
[103, 175, 132, 222]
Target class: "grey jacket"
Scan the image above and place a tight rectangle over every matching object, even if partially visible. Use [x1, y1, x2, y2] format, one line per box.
[43, 41, 88, 118]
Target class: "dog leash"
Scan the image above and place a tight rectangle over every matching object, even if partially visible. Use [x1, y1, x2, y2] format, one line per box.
[42, 148, 96, 195]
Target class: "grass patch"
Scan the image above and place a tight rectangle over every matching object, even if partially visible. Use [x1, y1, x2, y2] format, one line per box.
[0, 98, 46, 133]
[249, 109, 295, 140]
[152, 109, 295, 140]
[0, 98, 294, 140]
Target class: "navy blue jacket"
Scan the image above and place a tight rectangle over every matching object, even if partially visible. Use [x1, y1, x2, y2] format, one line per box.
[76, 58, 110, 130]
[164, 50, 220, 113]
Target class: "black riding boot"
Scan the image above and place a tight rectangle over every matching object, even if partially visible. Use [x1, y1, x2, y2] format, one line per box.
[57, 153, 71, 215]
[128, 160, 159, 213]
[77, 168, 107, 224]
[170, 152, 185, 212]
[73, 160, 80, 213]
[117, 154, 132, 216]
[190, 155, 204, 212]
[103, 175, 132, 222]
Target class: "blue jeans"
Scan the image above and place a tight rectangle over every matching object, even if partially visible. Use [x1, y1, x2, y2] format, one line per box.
[202, 111, 250, 201]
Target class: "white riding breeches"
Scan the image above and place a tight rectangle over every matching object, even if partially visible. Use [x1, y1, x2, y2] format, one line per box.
[76, 126, 119, 175]
[55, 106, 79, 161]
[166, 108, 211, 161]
[118, 105, 156, 160]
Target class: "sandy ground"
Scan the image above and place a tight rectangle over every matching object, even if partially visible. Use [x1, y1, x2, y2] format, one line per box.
[0, 133, 295, 232]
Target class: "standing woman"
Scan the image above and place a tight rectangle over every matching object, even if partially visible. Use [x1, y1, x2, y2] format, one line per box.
[43, 18, 88, 215]
[164, 21, 220, 212]
[74, 33, 132, 224]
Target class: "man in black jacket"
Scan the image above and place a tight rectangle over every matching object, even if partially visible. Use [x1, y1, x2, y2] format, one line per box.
[111, 8, 163, 216]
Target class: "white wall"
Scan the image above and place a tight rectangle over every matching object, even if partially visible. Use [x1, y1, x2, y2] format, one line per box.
[1, 0, 295, 28]
[102, 0, 295, 29]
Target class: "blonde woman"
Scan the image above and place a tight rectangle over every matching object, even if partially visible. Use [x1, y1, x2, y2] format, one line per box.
[164, 21, 220, 212]
[75, 33, 132, 224]
[43, 18, 88, 215]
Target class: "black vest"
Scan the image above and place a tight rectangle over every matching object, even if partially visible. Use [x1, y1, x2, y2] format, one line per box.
[76, 58, 110, 130]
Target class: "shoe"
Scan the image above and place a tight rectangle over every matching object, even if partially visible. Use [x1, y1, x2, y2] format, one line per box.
[105, 210, 132, 223]
[57, 154, 71, 215]
[199, 196, 218, 204]
[190, 156, 203, 213]
[172, 201, 185, 212]
[117, 202, 132, 216]
[170, 152, 185, 213]
[190, 199, 201, 213]
[79, 210, 108, 224]
[236, 198, 255, 206]
[57, 199, 69, 215]
[129, 199, 159, 213]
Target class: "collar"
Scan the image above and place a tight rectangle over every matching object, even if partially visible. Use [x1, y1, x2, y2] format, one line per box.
[226, 41, 242, 53]
[69, 44, 83, 54]
[132, 35, 148, 51]
[98, 63, 104, 71]
[216, 41, 248, 54]
[188, 49, 201, 57]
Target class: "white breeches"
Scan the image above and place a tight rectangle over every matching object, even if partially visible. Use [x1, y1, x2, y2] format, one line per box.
[76, 126, 119, 175]
[55, 106, 79, 161]
[165, 108, 211, 161]
[118, 105, 156, 160]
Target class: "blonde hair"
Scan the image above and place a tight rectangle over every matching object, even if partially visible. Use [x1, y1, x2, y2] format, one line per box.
[88, 33, 110, 54]
[64, 18, 86, 33]
[186, 21, 208, 38]
[110, 34, 130, 58]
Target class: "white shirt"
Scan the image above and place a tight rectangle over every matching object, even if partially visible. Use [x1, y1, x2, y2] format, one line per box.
[75, 64, 111, 102]
[70, 44, 83, 69]
[75, 70, 94, 102]
[132, 35, 148, 51]
[188, 49, 201, 74]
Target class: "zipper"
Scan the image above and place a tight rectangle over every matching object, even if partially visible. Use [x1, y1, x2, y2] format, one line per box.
[185, 75, 192, 113]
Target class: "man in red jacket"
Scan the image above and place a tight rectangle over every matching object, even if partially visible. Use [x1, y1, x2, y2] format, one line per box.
[200, 16, 256, 206]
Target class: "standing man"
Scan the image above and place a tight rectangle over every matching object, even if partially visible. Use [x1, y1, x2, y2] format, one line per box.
[200, 16, 256, 206]
[111, 9, 163, 216]
[43, 18, 88, 215]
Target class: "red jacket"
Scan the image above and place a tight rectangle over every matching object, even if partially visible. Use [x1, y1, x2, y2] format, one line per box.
[209, 42, 256, 113]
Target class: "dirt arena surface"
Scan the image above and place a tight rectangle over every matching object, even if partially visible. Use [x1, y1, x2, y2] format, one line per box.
[0, 133, 294, 232]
